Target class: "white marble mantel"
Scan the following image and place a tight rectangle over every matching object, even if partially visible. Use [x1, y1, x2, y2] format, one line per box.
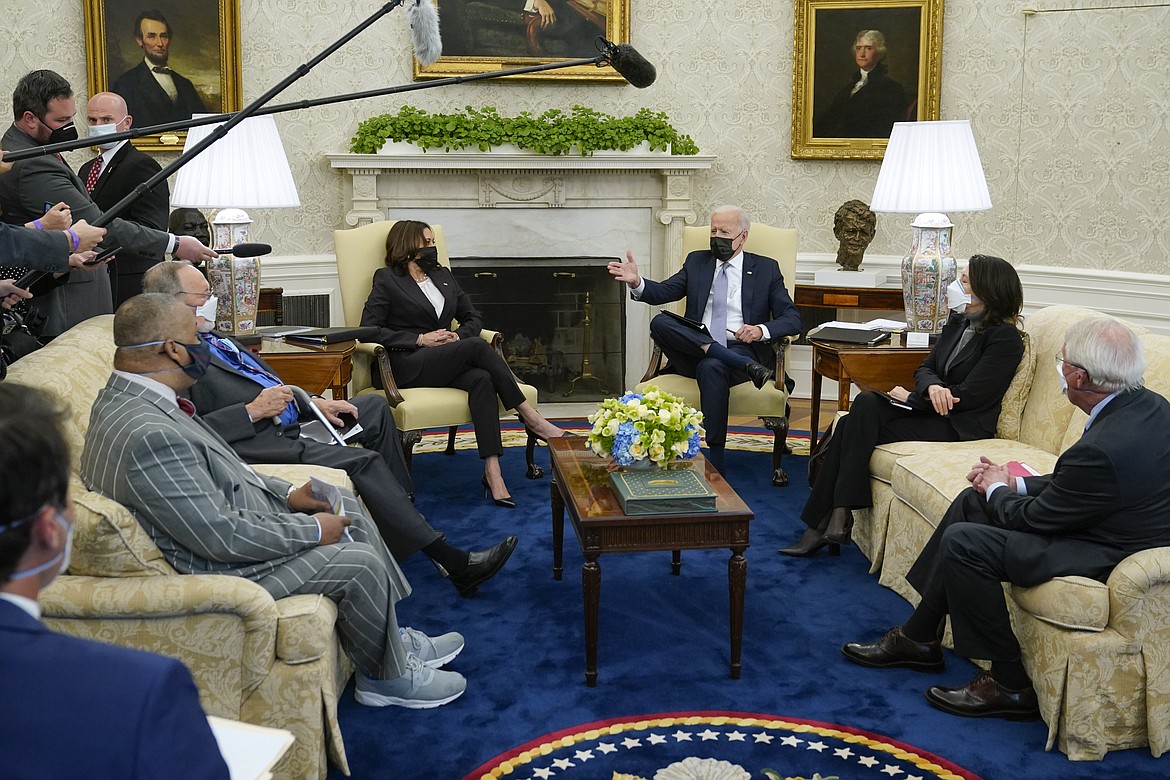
[326, 150, 716, 384]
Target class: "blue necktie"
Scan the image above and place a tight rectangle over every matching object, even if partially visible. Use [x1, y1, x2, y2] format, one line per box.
[710, 262, 730, 344]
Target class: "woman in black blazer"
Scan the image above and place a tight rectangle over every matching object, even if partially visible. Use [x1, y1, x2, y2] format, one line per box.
[780, 254, 1025, 556]
[360, 220, 568, 507]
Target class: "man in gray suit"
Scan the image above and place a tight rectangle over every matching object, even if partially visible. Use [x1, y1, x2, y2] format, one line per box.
[0, 70, 216, 340]
[81, 294, 468, 708]
[142, 261, 518, 598]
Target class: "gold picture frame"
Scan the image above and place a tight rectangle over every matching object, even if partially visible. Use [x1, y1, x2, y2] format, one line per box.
[414, 0, 631, 83]
[84, 0, 242, 153]
[792, 0, 943, 160]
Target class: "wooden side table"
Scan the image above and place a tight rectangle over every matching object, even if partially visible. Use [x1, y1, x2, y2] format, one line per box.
[808, 340, 930, 450]
[253, 338, 356, 399]
[794, 283, 906, 313]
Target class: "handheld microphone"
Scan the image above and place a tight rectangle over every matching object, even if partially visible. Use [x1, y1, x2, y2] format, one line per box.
[597, 39, 656, 88]
[229, 243, 273, 258]
[408, 0, 442, 67]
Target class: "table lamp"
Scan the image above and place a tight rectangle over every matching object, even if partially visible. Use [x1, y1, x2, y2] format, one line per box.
[171, 115, 300, 335]
[869, 120, 991, 339]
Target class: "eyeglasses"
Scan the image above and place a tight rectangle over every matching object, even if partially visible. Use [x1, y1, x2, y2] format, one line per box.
[176, 290, 212, 303]
[1054, 353, 1087, 373]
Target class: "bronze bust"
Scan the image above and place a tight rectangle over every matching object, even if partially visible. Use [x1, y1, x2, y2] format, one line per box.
[833, 200, 877, 271]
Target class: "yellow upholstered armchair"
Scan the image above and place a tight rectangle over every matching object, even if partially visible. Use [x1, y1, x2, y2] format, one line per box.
[635, 223, 798, 486]
[333, 220, 543, 477]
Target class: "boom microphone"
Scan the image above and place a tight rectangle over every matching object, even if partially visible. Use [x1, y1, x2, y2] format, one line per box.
[230, 243, 273, 258]
[598, 39, 656, 88]
[408, 0, 443, 67]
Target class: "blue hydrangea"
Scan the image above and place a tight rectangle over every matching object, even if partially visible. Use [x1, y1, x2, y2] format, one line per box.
[618, 391, 644, 404]
[612, 421, 638, 466]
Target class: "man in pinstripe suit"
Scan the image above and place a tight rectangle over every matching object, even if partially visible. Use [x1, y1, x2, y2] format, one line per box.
[80, 294, 467, 708]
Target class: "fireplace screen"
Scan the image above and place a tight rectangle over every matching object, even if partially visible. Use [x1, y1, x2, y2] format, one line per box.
[451, 257, 625, 403]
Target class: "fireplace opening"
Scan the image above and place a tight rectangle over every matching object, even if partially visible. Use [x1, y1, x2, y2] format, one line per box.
[450, 257, 625, 403]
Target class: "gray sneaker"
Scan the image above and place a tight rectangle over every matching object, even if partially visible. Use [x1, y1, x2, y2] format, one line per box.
[354, 654, 467, 709]
[399, 626, 465, 668]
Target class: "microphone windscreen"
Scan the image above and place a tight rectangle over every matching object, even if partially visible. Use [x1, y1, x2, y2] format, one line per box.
[408, 0, 443, 68]
[230, 242, 273, 258]
[609, 44, 656, 88]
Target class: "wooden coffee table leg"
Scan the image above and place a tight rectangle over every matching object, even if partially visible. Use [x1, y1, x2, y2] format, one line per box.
[551, 479, 564, 581]
[583, 555, 601, 687]
[728, 546, 747, 679]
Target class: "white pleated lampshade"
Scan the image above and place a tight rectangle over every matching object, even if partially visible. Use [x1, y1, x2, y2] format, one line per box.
[869, 120, 991, 214]
[171, 115, 300, 209]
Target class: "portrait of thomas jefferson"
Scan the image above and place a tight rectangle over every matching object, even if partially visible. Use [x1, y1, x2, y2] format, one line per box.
[811, 8, 921, 140]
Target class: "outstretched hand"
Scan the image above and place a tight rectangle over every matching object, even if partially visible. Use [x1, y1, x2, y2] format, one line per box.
[607, 250, 642, 288]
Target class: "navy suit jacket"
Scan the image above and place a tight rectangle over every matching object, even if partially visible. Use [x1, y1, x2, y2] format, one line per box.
[0, 599, 228, 779]
[634, 249, 802, 364]
[988, 386, 1170, 584]
[78, 143, 169, 276]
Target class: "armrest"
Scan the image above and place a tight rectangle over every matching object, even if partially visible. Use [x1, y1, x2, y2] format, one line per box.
[356, 341, 405, 406]
[1106, 547, 1170, 643]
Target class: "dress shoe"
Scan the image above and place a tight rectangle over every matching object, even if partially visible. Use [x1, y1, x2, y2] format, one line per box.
[745, 361, 775, 390]
[925, 672, 1041, 721]
[449, 535, 518, 597]
[823, 507, 854, 545]
[778, 527, 841, 558]
[481, 474, 516, 509]
[841, 626, 945, 671]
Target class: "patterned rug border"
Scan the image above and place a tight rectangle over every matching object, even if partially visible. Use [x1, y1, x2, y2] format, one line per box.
[464, 711, 981, 780]
[414, 421, 812, 457]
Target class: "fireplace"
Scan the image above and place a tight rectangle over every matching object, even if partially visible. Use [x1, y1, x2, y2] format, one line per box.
[328, 149, 715, 391]
[451, 256, 624, 402]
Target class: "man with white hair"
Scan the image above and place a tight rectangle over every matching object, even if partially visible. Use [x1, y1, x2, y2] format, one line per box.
[842, 317, 1170, 721]
[814, 29, 909, 138]
[609, 205, 801, 474]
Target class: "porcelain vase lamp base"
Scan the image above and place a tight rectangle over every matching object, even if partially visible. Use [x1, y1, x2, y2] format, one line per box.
[900, 212, 958, 334]
[207, 254, 260, 336]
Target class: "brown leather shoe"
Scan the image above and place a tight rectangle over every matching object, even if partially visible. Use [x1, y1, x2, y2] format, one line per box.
[841, 626, 944, 671]
[925, 672, 1041, 720]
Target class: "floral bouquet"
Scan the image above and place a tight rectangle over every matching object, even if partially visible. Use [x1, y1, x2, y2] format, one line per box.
[586, 386, 704, 468]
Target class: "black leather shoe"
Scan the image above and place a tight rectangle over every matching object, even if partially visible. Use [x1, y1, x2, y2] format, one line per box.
[449, 536, 518, 598]
[925, 672, 1040, 721]
[823, 507, 854, 545]
[842, 626, 945, 671]
[745, 361, 775, 390]
[778, 527, 841, 558]
[481, 474, 516, 509]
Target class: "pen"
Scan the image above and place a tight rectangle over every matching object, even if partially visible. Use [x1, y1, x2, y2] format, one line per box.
[726, 329, 737, 336]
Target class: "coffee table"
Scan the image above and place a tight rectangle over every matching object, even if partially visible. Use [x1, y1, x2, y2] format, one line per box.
[548, 437, 753, 686]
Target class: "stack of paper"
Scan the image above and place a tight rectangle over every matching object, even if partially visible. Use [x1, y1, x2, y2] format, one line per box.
[207, 716, 295, 780]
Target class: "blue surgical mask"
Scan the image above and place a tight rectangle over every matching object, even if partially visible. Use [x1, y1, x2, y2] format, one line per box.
[6, 510, 73, 582]
[88, 122, 120, 151]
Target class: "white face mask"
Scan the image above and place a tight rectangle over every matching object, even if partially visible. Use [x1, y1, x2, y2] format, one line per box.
[1056, 358, 1069, 395]
[7, 510, 73, 583]
[195, 295, 218, 333]
[946, 279, 971, 313]
[88, 122, 120, 151]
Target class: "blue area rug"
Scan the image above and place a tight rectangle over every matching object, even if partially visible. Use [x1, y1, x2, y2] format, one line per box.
[327, 444, 1165, 780]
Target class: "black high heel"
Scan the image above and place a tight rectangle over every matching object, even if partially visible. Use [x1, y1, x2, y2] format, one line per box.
[823, 507, 854, 546]
[481, 474, 516, 509]
[778, 527, 841, 558]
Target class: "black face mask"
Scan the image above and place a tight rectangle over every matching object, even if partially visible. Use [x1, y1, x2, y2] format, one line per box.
[415, 246, 440, 275]
[176, 338, 212, 381]
[710, 236, 737, 262]
[40, 118, 79, 145]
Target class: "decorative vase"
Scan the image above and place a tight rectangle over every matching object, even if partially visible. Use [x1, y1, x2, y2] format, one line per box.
[206, 254, 259, 336]
[900, 212, 958, 334]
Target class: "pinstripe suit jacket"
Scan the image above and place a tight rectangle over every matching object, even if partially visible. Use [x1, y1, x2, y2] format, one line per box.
[81, 373, 333, 591]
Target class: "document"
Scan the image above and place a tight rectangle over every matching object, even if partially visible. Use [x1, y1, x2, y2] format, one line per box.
[1006, 460, 1041, 478]
[207, 716, 295, 780]
[310, 476, 353, 542]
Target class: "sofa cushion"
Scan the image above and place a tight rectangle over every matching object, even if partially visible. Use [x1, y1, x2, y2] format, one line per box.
[1010, 576, 1109, 632]
[69, 479, 175, 577]
[995, 329, 1035, 441]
